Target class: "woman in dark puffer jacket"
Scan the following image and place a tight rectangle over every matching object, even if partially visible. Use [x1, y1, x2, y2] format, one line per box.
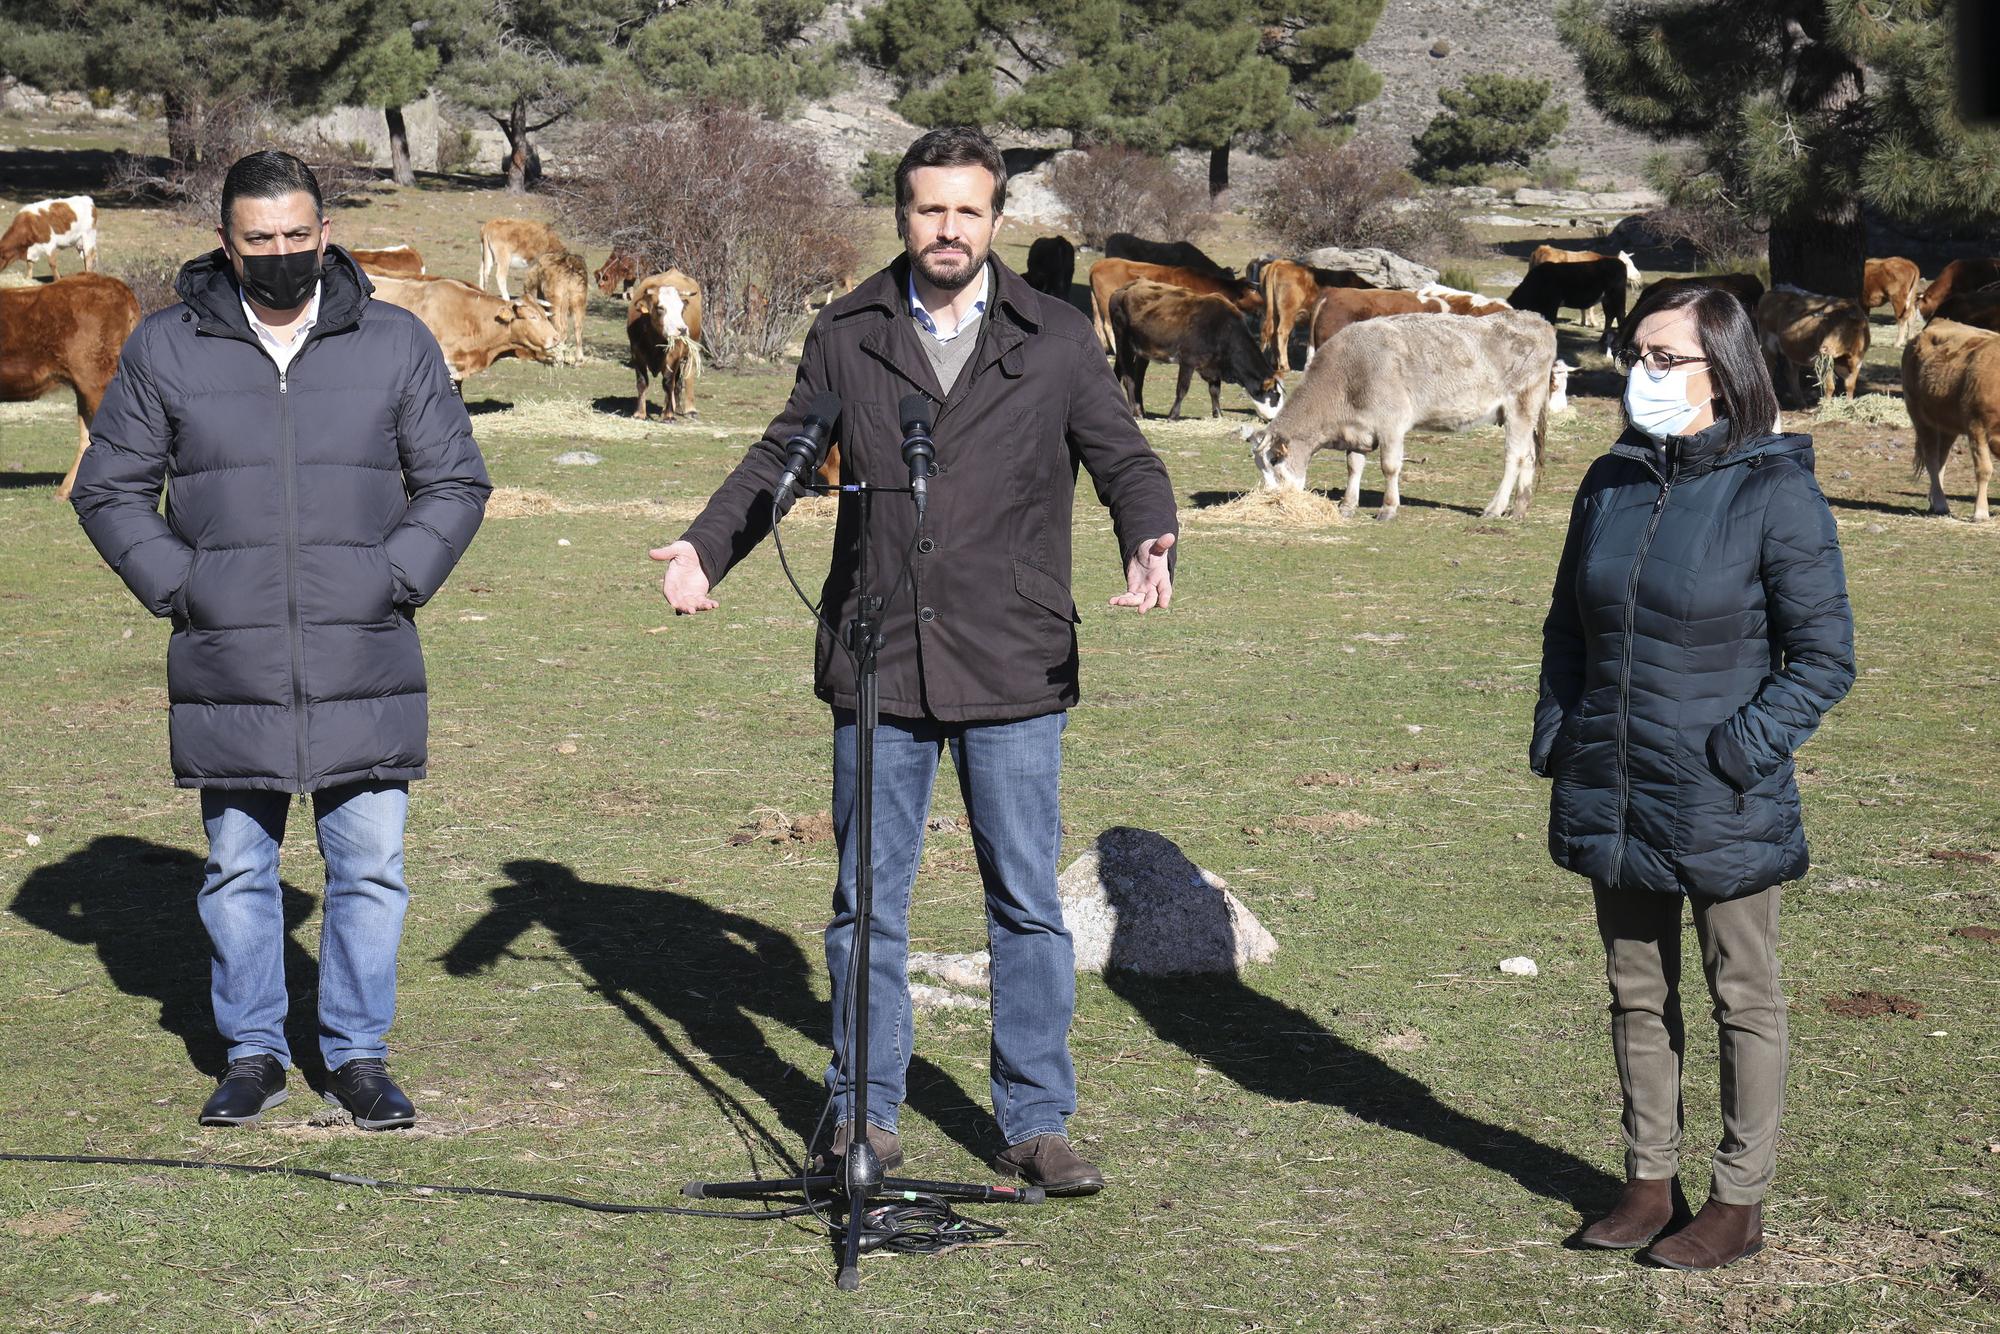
[1531, 280, 1855, 1270]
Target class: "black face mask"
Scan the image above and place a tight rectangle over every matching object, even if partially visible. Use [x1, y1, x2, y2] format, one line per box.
[234, 246, 323, 311]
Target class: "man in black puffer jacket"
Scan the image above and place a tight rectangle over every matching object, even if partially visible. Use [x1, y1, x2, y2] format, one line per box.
[70, 152, 490, 1131]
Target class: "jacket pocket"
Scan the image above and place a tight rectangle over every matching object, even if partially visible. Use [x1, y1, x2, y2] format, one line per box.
[1704, 722, 1756, 794]
[1013, 559, 1080, 623]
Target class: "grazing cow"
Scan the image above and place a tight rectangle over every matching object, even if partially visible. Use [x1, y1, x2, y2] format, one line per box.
[1902, 319, 2000, 521]
[1260, 259, 1377, 373]
[478, 218, 567, 299]
[1634, 272, 1765, 320]
[1025, 236, 1076, 299]
[1306, 288, 1439, 358]
[523, 249, 588, 365]
[1932, 285, 2000, 333]
[349, 244, 425, 278]
[628, 270, 705, 420]
[1250, 310, 1558, 521]
[0, 196, 98, 278]
[1107, 280, 1283, 422]
[594, 248, 644, 298]
[1754, 286, 1869, 405]
[1917, 258, 2000, 321]
[1413, 282, 1511, 316]
[1088, 258, 1262, 353]
[1104, 233, 1234, 280]
[1528, 246, 1641, 328]
[1861, 256, 1923, 346]
[0, 274, 140, 499]
[1508, 257, 1629, 350]
[368, 274, 560, 390]
[1549, 358, 1578, 413]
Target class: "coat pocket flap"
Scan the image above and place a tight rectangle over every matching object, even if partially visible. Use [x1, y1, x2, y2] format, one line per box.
[1013, 559, 1079, 623]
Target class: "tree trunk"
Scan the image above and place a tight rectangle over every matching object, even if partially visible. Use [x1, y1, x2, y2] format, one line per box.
[1208, 144, 1231, 198]
[384, 105, 415, 186]
[504, 95, 531, 193]
[165, 90, 204, 167]
[1767, 208, 1867, 303]
[1767, 17, 1866, 301]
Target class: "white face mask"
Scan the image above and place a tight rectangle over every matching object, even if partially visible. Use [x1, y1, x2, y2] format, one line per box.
[1624, 363, 1705, 441]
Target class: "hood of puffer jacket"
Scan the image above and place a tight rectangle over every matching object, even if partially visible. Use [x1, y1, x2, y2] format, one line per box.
[175, 243, 375, 333]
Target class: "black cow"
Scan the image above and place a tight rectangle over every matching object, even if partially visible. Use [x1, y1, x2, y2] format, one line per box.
[1109, 279, 1284, 421]
[1104, 233, 1234, 281]
[1634, 272, 1765, 321]
[1025, 235, 1076, 299]
[1507, 257, 1629, 352]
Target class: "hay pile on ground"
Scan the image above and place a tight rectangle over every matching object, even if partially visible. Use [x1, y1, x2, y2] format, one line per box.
[484, 487, 700, 523]
[1187, 488, 1348, 529]
[1810, 393, 1912, 429]
[473, 399, 738, 447]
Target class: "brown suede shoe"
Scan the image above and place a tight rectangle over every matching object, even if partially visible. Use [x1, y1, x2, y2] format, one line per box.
[995, 1134, 1104, 1197]
[807, 1122, 903, 1174]
[1644, 1198, 1764, 1270]
[1578, 1177, 1691, 1249]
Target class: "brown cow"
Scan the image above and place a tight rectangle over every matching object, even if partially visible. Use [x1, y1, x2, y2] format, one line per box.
[1754, 286, 1869, 405]
[1088, 258, 1262, 354]
[1917, 258, 2000, 321]
[368, 274, 560, 390]
[1108, 280, 1283, 421]
[478, 218, 567, 299]
[0, 196, 98, 278]
[524, 249, 588, 365]
[0, 274, 140, 498]
[1307, 288, 1438, 358]
[1528, 246, 1641, 329]
[1902, 319, 2000, 522]
[349, 244, 425, 278]
[1863, 256, 1922, 347]
[1932, 285, 2000, 332]
[1259, 259, 1375, 373]
[628, 270, 704, 420]
[594, 248, 643, 298]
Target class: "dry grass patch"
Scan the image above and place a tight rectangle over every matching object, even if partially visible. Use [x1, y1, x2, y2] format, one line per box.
[1809, 392, 1913, 429]
[484, 487, 700, 524]
[1188, 489, 1349, 530]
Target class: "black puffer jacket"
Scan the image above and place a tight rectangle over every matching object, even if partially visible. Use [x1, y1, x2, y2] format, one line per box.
[69, 247, 490, 792]
[1532, 422, 1855, 900]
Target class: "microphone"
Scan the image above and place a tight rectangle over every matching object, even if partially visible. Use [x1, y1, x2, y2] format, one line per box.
[898, 393, 936, 522]
[774, 390, 842, 508]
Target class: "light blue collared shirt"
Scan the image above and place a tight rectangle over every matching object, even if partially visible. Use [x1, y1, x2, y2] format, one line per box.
[908, 263, 989, 343]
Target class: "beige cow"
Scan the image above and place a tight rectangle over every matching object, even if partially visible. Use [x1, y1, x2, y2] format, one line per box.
[1754, 286, 1869, 405]
[478, 218, 567, 299]
[1902, 319, 2000, 522]
[523, 250, 588, 365]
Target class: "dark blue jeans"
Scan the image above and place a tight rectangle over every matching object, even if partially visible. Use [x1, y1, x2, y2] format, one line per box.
[824, 710, 1076, 1145]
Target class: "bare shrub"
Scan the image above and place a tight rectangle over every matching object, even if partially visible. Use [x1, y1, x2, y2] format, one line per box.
[1638, 204, 1764, 266]
[1047, 146, 1216, 250]
[110, 258, 183, 316]
[554, 103, 863, 366]
[106, 96, 376, 227]
[1255, 136, 1470, 264]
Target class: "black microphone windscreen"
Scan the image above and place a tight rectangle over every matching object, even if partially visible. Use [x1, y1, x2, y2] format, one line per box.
[803, 390, 843, 441]
[898, 393, 933, 435]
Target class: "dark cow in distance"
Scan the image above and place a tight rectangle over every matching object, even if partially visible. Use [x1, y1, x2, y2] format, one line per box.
[1932, 286, 2000, 333]
[1634, 273, 1765, 321]
[1917, 258, 2000, 321]
[1109, 280, 1284, 422]
[1025, 236, 1076, 299]
[1508, 257, 1629, 350]
[1104, 233, 1234, 280]
[595, 248, 644, 298]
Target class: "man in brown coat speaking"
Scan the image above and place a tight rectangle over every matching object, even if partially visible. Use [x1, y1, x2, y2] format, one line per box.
[651, 127, 1178, 1195]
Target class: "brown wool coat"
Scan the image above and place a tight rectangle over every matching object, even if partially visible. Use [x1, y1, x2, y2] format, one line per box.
[679, 255, 1179, 722]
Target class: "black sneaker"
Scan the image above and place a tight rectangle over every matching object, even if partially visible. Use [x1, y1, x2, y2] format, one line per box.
[323, 1058, 417, 1131]
[198, 1055, 288, 1126]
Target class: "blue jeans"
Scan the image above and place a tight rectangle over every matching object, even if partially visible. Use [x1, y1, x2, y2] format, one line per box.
[198, 782, 410, 1070]
[824, 709, 1077, 1146]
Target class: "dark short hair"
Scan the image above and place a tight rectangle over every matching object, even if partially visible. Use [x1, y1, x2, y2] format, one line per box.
[1619, 280, 1780, 450]
[894, 127, 1007, 218]
[219, 150, 325, 231]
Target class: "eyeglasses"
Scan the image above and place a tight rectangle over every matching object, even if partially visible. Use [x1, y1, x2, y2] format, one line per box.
[1615, 348, 1710, 375]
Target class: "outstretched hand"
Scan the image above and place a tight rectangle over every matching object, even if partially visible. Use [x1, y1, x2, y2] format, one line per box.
[649, 541, 717, 614]
[1110, 533, 1175, 613]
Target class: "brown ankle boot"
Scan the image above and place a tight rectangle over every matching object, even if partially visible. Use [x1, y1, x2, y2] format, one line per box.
[1644, 1198, 1763, 1270]
[1578, 1177, 1684, 1249]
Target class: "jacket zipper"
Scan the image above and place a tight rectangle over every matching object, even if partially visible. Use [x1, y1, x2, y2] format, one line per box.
[1610, 461, 1675, 885]
[277, 360, 310, 791]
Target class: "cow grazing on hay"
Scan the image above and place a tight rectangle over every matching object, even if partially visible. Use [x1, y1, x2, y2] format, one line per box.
[1902, 319, 2000, 522]
[369, 274, 561, 392]
[0, 274, 140, 499]
[1754, 286, 1869, 405]
[1250, 310, 1558, 521]
[628, 270, 704, 421]
[523, 250, 588, 365]
[1108, 280, 1283, 422]
[478, 218, 567, 300]
[1863, 256, 1923, 347]
[1025, 236, 1076, 299]
[0, 196, 98, 278]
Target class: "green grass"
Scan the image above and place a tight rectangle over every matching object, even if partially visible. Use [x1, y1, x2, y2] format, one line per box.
[2, 122, 1998, 1331]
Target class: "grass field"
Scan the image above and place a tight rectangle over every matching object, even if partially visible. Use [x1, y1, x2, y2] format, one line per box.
[2, 117, 1998, 1331]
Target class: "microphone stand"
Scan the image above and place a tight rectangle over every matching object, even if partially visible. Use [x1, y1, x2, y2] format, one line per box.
[682, 478, 1042, 1292]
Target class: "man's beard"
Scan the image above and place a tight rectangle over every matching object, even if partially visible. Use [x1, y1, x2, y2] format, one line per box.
[913, 242, 985, 292]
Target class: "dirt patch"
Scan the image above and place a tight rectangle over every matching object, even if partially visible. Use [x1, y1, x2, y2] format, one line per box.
[1928, 849, 1997, 865]
[1950, 925, 2000, 943]
[726, 807, 834, 845]
[1823, 990, 1925, 1020]
[1189, 489, 1347, 528]
[1373, 1030, 1427, 1054]
[1380, 759, 1445, 774]
[1293, 770, 1358, 788]
[7, 1208, 85, 1239]
[1274, 810, 1377, 834]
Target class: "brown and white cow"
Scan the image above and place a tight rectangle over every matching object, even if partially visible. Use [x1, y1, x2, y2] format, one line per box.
[1088, 258, 1262, 354]
[0, 196, 98, 278]
[1414, 283, 1511, 317]
[1306, 288, 1438, 360]
[1108, 280, 1283, 422]
[1250, 310, 1558, 521]
[594, 248, 644, 298]
[1902, 319, 2000, 522]
[1258, 259, 1376, 373]
[0, 274, 140, 498]
[628, 270, 704, 420]
[1754, 286, 1869, 405]
[349, 244, 426, 278]
[368, 274, 560, 390]
[478, 218, 568, 300]
[1917, 258, 2000, 322]
[1862, 256, 1923, 347]
[523, 249, 588, 365]
[1527, 246, 1641, 328]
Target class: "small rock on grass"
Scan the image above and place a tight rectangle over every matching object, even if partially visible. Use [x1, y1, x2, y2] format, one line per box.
[552, 450, 603, 466]
[1498, 956, 1538, 977]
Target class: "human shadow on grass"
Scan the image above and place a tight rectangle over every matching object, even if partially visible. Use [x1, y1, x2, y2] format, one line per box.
[441, 859, 995, 1176]
[461, 398, 514, 416]
[1189, 488, 1483, 517]
[0, 472, 70, 491]
[9, 835, 322, 1081]
[1089, 828, 1618, 1218]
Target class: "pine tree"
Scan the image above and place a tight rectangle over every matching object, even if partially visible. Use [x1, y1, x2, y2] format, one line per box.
[1412, 75, 1569, 185]
[626, 0, 841, 118]
[321, 1, 476, 186]
[1558, 0, 2000, 300]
